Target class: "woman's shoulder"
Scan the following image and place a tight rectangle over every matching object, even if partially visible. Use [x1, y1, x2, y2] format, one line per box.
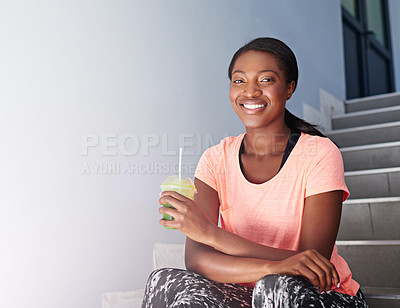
[298, 132, 343, 161]
[300, 132, 340, 151]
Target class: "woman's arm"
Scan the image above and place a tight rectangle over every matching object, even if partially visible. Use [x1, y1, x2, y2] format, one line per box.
[184, 178, 287, 283]
[185, 237, 338, 293]
[159, 178, 340, 291]
[299, 190, 343, 260]
[185, 238, 277, 283]
[160, 177, 278, 283]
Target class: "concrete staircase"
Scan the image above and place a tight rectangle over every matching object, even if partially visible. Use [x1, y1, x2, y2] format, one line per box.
[327, 92, 400, 308]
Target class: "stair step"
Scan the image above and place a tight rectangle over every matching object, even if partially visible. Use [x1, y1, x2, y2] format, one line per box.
[332, 105, 400, 129]
[344, 167, 400, 199]
[345, 92, 400, 113]
[337, 197, 400, 240]
[363, 287, 400, 308]
[341, 141, 400, 171]
[345, 167, 400, 199]
[365, 297, 400, 308]
[336, 240, 400, 288]
[363, 287, 400, 300]
[327, 121, 400, 147]
[337, 93, 400, 308]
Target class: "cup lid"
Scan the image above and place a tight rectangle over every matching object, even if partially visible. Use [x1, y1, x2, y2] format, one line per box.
[160, 175, 195, 189]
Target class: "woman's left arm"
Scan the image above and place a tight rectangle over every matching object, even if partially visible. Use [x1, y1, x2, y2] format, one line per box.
[299, 190, 343, 260]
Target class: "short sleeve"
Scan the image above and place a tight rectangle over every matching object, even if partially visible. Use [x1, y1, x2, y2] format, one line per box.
[194, 148, 218, 191]
[305, 138, 350, 201]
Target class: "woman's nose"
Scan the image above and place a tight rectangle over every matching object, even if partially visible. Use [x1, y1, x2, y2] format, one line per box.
[243, 82, 262, 97]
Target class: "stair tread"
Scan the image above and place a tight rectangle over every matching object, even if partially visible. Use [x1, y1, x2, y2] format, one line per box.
[332, 105, 400, 119]
[362, 287, 400, 299]
[344, 92, 400, 115]
[344, 167, 400, 176]
[336, 240, 400, 245]
[344, 196, 400, 204]
[327, 120, 400, 134]
[340, 141, 400, 152]
[345, 92, 400, 105]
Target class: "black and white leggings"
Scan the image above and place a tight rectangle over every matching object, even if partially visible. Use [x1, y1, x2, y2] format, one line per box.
[142, 268, 369, 307]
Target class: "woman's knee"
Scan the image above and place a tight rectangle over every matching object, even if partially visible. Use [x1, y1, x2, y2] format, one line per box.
[143, 268, 192, 307]
[145, 268, 186, 289]
[255, 274, 312, 291]
[147, 267, 182, 280]
[255, 274, 289, 290]
[253, 274, 308, 308]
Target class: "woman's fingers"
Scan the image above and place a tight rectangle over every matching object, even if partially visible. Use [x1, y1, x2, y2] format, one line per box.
[304, 250, 340, 292]
[160, 191, 188, 202]
[157, 191, 216, 245]
[295, 265, 319, 288]
[313, 253, 339, 292]
[159, 218, 178, 229]
[276, 250, 339, 293]
[159, 206, 181, 220]
[306, 250, 333, 292]
[159, 206, 184, 229]
[158, 193, 205, 234]
[303, 250, 338, 292]
[159, 192, 192, 211]
[316, 252, 340, 288]
[159, 195, 184, 210]
[298, 251, 326, 292]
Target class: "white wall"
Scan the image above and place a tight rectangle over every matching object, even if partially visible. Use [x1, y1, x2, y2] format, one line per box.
[0, 1, 346, 307]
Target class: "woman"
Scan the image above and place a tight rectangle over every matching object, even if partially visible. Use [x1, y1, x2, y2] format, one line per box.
[142, 38, 368, 307]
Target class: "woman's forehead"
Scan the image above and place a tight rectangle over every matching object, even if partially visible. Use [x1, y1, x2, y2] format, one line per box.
[233, 51, 281, 72]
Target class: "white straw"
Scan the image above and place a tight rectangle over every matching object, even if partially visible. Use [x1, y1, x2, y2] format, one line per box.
[178, 147, 183, 180]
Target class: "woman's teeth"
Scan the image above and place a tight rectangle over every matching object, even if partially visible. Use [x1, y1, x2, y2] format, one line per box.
[243, 104, 266, 109]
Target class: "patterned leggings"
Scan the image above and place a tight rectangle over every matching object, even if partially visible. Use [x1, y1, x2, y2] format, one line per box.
[142, 268, 369, 307]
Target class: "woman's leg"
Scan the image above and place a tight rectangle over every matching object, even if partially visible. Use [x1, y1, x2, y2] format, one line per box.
[252, 274, 369, 308]
[142, 268, 253, 308]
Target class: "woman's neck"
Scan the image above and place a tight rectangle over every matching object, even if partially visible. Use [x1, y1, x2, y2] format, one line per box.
[243, 123, 291, 156]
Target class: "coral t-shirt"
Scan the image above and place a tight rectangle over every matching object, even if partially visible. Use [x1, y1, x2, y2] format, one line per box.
[194, 132, 359, 296]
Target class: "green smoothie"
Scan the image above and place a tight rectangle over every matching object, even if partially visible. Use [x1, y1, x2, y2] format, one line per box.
[160, 175, 196, 229]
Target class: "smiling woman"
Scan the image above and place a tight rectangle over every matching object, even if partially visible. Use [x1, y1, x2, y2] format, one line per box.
[229, 51, 293, 131]
[141, 38, 369, 307]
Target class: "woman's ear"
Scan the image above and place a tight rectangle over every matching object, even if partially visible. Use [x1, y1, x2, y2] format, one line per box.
[286, 81, 296, 100]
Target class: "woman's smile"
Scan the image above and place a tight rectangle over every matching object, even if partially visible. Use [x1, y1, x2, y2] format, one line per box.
[239, 100, 268, 114]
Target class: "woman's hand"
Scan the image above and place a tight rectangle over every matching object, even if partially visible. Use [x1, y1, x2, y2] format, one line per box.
[270, 249, 340, 293]
[158, 191, 217, 245]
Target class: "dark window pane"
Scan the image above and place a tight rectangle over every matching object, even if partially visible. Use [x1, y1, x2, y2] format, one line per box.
[343, 21, 363, 99]
[366, 0, 386, 47]
[367, 46, 390, 95]
[341, 0, 358, 18]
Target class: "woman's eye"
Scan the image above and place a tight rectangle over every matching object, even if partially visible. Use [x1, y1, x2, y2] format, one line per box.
[233, 80, 244, 84]
[261, 77, 273, 82]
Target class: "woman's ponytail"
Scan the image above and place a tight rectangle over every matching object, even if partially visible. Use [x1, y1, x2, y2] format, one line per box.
[284, 109, 325, 137]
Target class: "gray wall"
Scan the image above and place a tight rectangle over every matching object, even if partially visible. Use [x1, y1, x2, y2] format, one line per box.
[389, 0, 400, 92]
[1, 1, 397, 307]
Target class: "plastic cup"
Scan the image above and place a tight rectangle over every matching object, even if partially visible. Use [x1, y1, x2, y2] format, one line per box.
[160, 175, 196, 229]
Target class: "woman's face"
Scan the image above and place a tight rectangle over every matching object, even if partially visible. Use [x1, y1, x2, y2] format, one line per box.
[229, 50, 295, 130]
